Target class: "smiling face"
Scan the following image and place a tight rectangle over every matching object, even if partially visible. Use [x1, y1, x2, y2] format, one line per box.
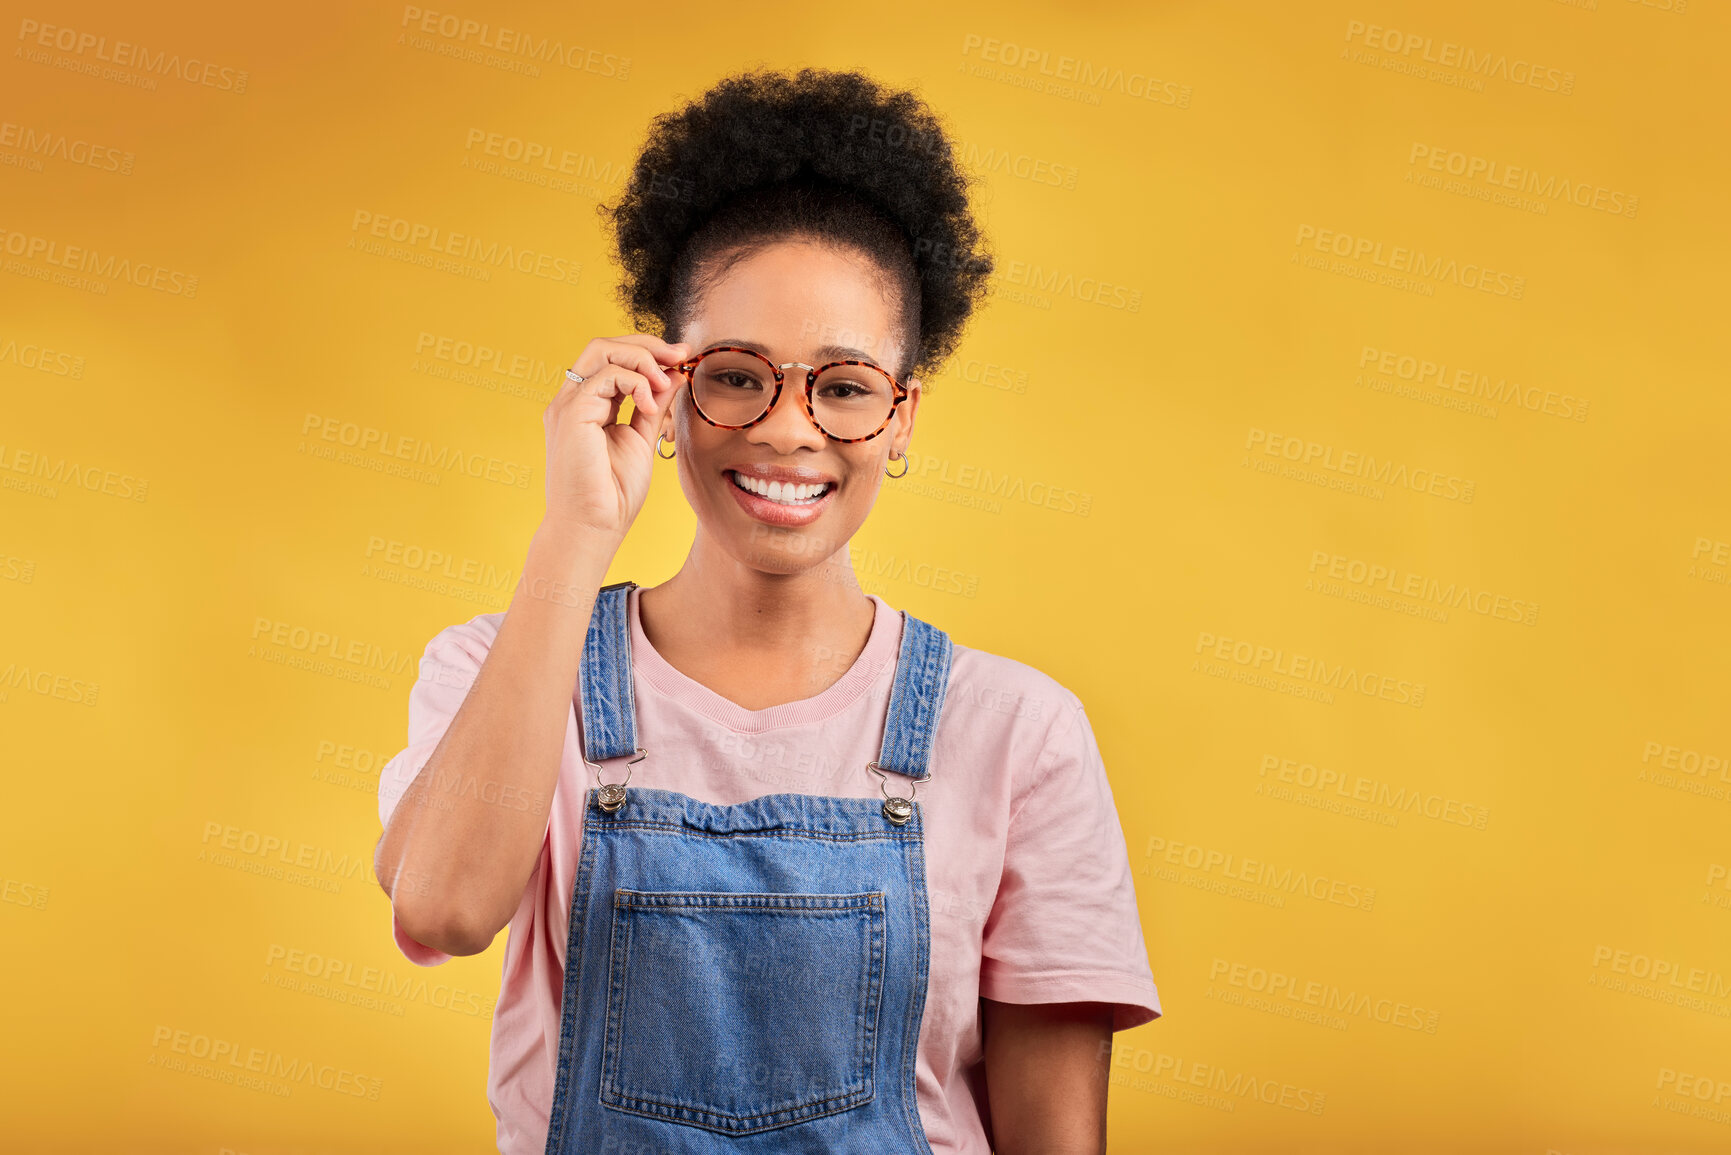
[662, 237, 922, 575]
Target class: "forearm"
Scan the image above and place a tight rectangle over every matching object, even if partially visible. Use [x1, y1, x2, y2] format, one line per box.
[375, 519, 620, 954]
[981, 999, 1114, 1155]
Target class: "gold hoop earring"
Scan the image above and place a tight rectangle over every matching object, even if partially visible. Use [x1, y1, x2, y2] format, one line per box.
[656, 435, 677, 460]
[885, 450, 908, 479]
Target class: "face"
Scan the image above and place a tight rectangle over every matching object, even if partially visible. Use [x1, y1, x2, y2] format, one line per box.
[661, 238, 921, 575]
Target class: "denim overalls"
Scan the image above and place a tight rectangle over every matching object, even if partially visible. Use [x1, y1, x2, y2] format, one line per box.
[544, 580, 954, 1154]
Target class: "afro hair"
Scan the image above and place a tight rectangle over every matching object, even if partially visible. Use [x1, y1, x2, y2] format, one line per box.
[598, 66, 994, 381]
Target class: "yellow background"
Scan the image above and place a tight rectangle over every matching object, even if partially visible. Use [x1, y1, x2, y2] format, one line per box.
[3, 0, 1727, 1151]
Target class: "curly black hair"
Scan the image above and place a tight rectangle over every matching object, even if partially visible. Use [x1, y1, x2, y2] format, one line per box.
[598, 66, 994, 382]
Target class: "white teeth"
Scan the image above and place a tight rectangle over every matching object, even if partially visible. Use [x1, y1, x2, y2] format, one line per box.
[731, 472, 831, 505]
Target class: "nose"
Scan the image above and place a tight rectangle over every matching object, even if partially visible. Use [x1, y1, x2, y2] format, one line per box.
[749, 363, 826, 447]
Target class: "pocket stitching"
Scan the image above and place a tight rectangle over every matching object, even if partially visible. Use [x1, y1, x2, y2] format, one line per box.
[600, 889, 885, 1135]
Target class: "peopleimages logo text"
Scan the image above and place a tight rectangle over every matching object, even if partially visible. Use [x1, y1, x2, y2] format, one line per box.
[1343, 20, 1574, 94]
[1294, 225, 1524, 299]
[16, 19, 249, 91]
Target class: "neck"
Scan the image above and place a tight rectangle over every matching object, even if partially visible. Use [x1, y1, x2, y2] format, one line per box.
[639, 529, 875, 666]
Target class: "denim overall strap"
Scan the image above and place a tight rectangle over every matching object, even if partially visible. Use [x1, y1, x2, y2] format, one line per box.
[875, 611, 952, 781]
[578, 580, 638, 763]
[578, 581, 953, 783]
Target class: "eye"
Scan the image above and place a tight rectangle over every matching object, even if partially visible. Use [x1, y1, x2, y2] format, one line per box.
[814, 365, 895, 406]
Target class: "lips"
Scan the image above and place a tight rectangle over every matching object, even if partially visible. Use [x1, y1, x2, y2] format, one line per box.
[723, 469, 837, 527]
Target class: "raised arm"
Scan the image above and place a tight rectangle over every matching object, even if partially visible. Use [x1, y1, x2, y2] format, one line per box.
[373, 523, 615, 955]
[372, 333, 688, 956]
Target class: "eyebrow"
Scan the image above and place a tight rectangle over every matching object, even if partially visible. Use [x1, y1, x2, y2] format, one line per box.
[704, 338, 884, 367]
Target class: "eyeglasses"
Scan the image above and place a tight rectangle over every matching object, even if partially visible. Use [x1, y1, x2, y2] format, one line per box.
[668, 345, 910, 443]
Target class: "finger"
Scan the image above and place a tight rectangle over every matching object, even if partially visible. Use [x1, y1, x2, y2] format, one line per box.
[602, 344, 681, 422]
[560, 342, 684, 428]
[568, 339, 691, 404]
[549, 364, 617, 430]
[597, 342, 675, 393]
[552, 361, 606, 417]
[563, 346, 660, 426]
[581, 365, 653, 427]
[561, 340, 657, 398]
[604, 333, 695, 367]
[626, 375, 669, 445]
[596, 368, 630, 427]
[557, 353, 598, 406]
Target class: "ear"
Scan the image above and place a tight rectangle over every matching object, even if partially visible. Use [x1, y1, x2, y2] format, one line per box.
[658, 383, 684, 441]
[892, 375, 922, 457]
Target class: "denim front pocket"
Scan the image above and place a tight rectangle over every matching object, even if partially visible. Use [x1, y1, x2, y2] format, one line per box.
[600, 889, 886, 1135]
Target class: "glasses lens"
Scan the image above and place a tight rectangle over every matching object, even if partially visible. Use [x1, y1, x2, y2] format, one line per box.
[811, 363, 896, 439]
[688, 351, 898, 439]
[691, 350, 775, 425]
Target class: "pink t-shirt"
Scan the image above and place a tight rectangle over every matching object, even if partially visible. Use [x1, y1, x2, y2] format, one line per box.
[378, 586, 1161, 1154]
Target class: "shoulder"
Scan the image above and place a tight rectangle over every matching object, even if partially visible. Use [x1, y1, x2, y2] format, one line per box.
[910, 613, 1092, 784]
[941, 635, 1083, 735]
[413, 611, 506, 689]
[888, 598, 1084, 733]
[918, 624, 1104, 813]
[400, 612, 507, 747]
[438, 610, 506, 648]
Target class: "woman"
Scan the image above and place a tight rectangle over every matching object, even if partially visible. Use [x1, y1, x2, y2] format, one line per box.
[374, 67, 1160, 1155]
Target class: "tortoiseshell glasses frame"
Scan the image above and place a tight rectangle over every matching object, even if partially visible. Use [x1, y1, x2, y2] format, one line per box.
[666, 344, 911, 444]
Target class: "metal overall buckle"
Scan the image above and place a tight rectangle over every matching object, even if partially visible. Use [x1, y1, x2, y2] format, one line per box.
[584, 747, 646, 813]
[865, 760, 932, 826]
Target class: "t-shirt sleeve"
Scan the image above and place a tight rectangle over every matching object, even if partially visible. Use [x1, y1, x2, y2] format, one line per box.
[979, 692, 1162, 1032]
[376, 618, 493, 968]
